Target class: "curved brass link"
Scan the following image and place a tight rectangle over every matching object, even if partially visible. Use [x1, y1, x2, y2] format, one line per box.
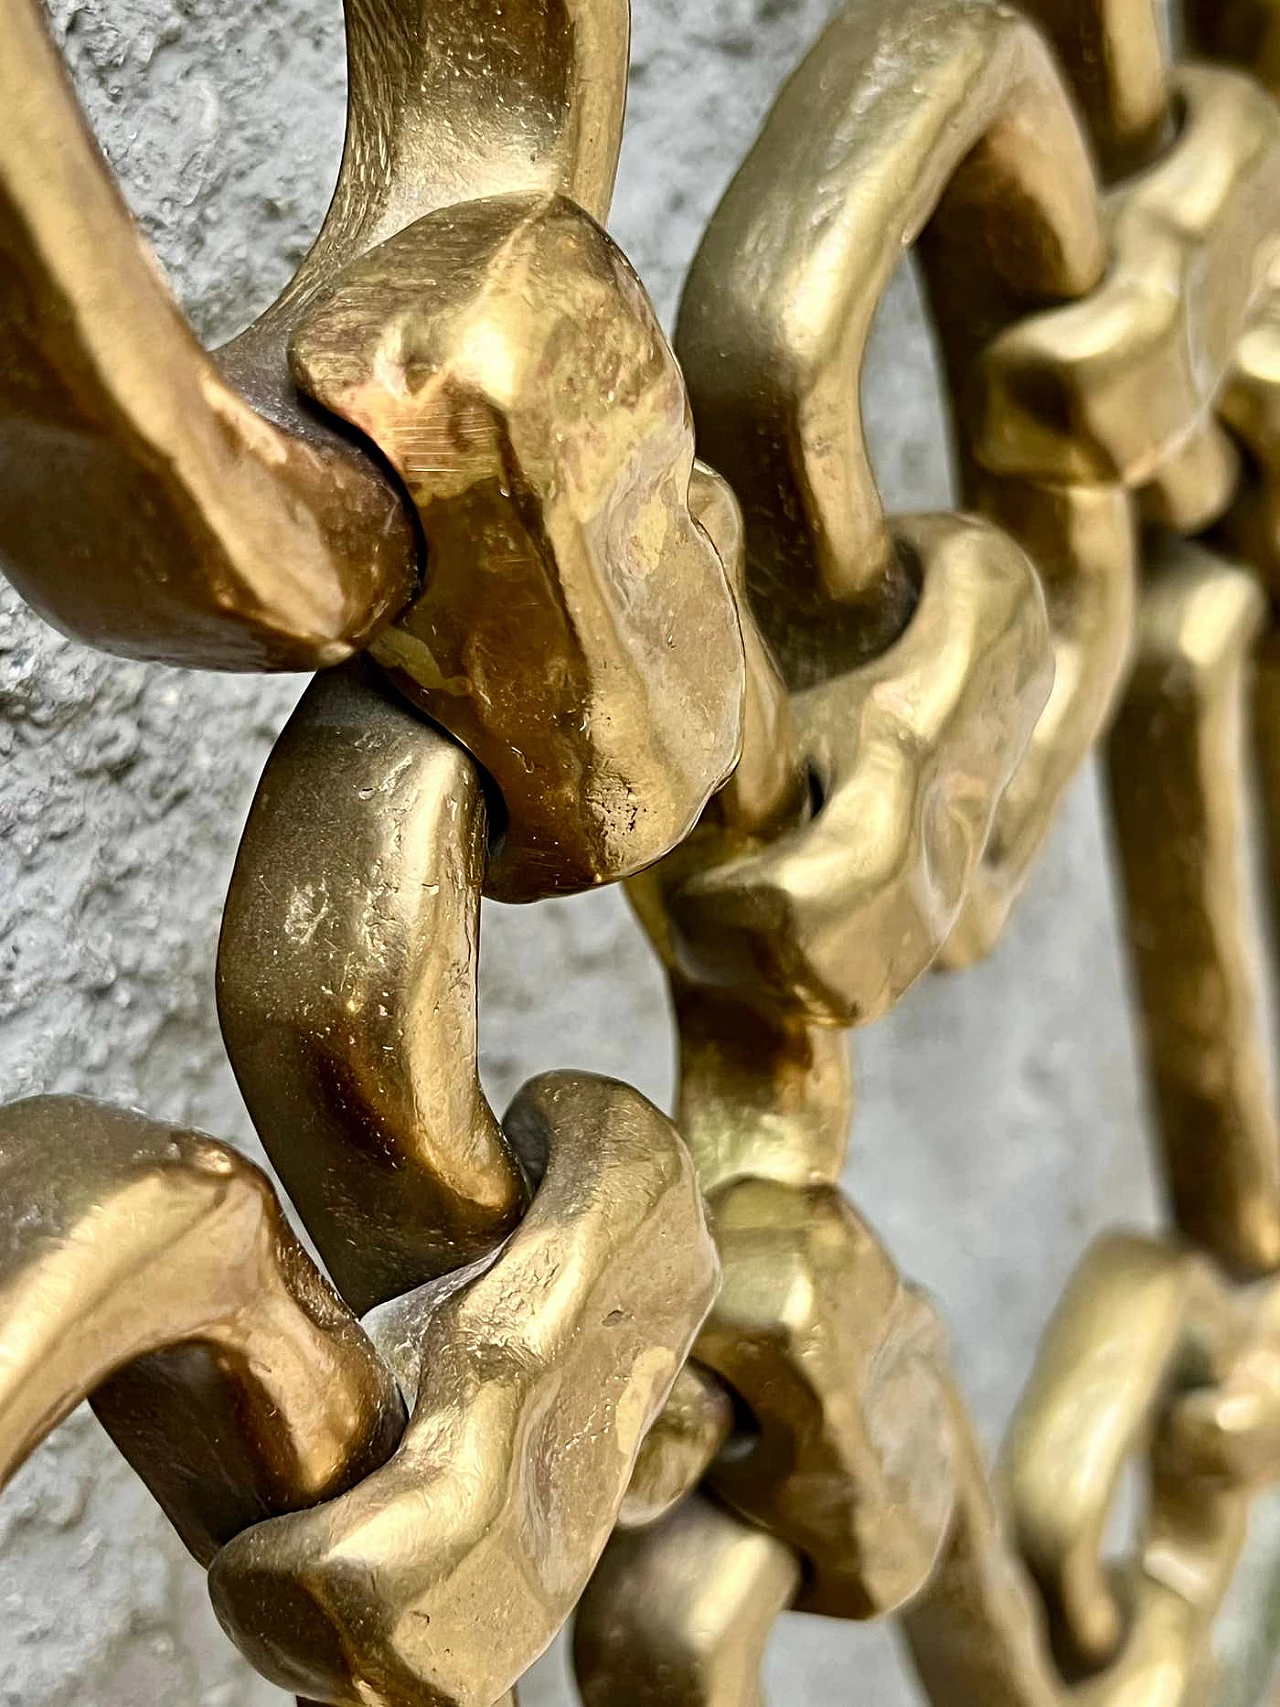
[209, 1071, 718, 1707]
[1165, 1280, 1280, 1488]
[1106, 542, 1280, 1277]
[0, 0, 415, 669]
[619, 1364, 735, 1532]
[574, 1495, 801, 1707]
[697, 1177, 954, 1620]
[666, 983, 855, 1195]
[901, 1382, 1059, 1707]
[1015, 0, 1172, 182]
[1216, 260, 1280, 587]
[218, 660, 528, 1315]
[13, 0, 1280, 1700]
[676, 0, 1103, 675]
[939, 480, 1136, 965]
[1002, 1233, 1232, 1677]
[638, 513, 1052, 1028]
[290, 195, 746, 902]
[979, 65, 1280, 498]
[0, 0, 628, 670]
[1070, 1483, 1250, 1707]
[675, 0, 1124, 968]
[0, 1097, 404, 1566]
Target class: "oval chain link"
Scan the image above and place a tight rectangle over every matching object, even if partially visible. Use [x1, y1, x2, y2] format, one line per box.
[5, 1, 1280, 1705]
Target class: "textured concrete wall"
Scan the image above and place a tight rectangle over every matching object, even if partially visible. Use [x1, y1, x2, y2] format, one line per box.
[1, 0, 1276, 1702]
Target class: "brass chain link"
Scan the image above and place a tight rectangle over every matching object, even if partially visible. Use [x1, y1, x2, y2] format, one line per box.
[4, 0, 1280, 1703]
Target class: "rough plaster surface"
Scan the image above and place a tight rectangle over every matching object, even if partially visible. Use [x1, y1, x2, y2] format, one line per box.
[1, 0, 1277, 1702]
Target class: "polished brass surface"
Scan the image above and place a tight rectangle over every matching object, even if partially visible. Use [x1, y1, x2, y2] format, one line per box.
[1106, 542, 1280, 1277]
[10, 0, 1280, 1703]
[0, 0, 630, 670]
[901, 1382, 1058, 1707]
[209, 1072, 718, 1706]
[675, 0, 1126, 968]
[979, 65, 1280, 493]
[939, 478, 1136, 965]
[1017, 0, 1171, 180]
[292, 195, 745, 901]
[698, 1177, 954, 1619]
[574, 1495, 800, 1707]
[0, 1097, 403, 1565]
[218, 660, 527, 1315]
[676, 0, 1103, 674]
[1217, 265, 1280, 587]
[619, 1363, 735, 1532]
[1003, 1234, 1228, 1676]
[0, 0, 416, 671]
[635, 514, 1052, 1028]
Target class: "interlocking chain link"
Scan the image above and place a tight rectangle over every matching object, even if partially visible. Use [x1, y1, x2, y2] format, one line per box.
[5, 0, 1280, 1704]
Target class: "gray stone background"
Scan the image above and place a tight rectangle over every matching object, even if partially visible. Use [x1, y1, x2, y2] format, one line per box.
[2, 0, 1278, 1701]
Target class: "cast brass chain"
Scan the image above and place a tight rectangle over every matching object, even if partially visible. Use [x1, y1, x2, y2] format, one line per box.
[3, 0, 1280, 1704]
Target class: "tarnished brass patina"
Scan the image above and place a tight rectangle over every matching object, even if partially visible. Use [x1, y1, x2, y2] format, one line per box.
[12, 0, 1280, 1703]
[210, 1071, 718, 1706]
[0, 1097, 403, 1563]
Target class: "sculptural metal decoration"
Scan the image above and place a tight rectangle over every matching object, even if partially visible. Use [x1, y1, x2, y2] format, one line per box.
[2, 0, 1280, 1701]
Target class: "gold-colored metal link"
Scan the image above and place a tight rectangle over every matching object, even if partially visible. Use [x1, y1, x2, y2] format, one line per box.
[12, 1, 1280, 1705]
[0, 1097, 405, 1563]
[1017, 0, 1172, 180]
[618, 1364, 735, 1533]
[209, 1070, 719, 1707]
[676, 0, 1104, 669]
[218, 660, 528, 1314]
[978, 62, 1280, 499]
[574, 1495, 801, 1707]
[698, 1176, 954, 1619]
[1106, 543, 1280, 1276]
[291, 197, 745, 902]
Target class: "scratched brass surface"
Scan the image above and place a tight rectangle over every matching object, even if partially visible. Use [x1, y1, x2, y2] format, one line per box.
[8, 0, 1280, 1703]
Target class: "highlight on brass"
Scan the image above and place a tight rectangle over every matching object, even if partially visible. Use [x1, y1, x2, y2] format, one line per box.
[8, 0, 1280, 1701]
